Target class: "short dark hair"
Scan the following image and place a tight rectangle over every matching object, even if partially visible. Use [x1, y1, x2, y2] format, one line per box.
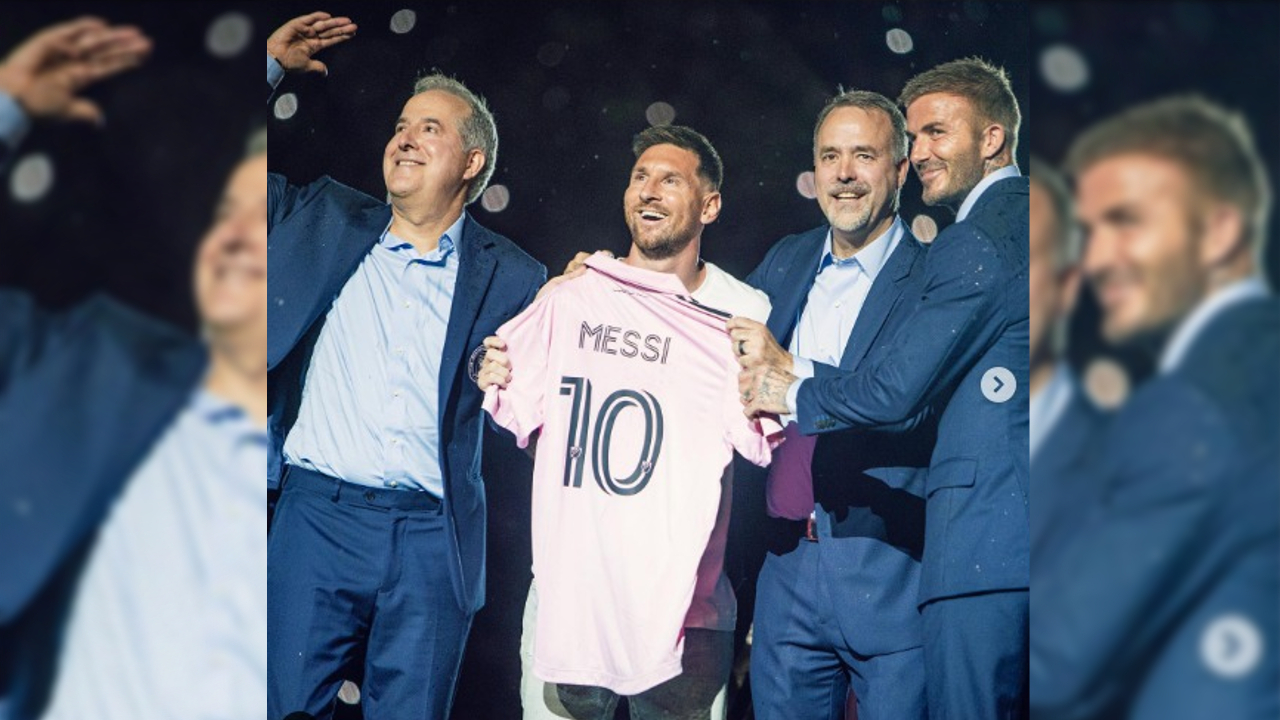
[813, 89, 908, 162]
[631, 125, 723, 191]
[899, 57, 1021, 158]
[1065, 94, 1271, 257]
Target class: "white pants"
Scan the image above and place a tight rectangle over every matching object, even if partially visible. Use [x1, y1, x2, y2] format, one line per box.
[519, 580, 728, 719]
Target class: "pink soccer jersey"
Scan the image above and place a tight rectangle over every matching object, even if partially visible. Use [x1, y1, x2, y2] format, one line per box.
[483, 254, 779, 694]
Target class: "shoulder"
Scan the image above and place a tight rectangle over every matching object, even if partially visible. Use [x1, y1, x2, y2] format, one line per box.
[8, 294, 205, 390]
[932, 190, 1027, 275]
[965, 176, 1029, 241]
[269, 174, 389, 236]
[700, 262, 771, 322]
[769, 225, 828, 259]
[72, 296, 203, 360]
[1113, 374, 1239, 471]
[748, 225, 827, 289]
[1175, 297, 1280, 437]
[464, 214, 547, 281]
[271, 173, 385, 210]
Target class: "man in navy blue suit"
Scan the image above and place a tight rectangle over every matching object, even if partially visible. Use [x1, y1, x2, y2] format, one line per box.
[740, 90, 933, 720]
[1, 18, 268, 718]
[734, 58, 1030, 718]
[1027, 156, 1106, 570]
[265, 12, 546, 720]
[1031, 96, 1278, 720]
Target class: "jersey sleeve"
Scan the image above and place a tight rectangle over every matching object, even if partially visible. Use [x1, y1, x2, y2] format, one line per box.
[720, 354, 783, 467]
[482, 293, 555, 448]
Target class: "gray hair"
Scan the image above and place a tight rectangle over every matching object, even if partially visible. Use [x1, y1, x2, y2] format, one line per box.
[412, 73, 499, 205]
[1030, 155, 1080, 270]
[814, 89, 909, 163]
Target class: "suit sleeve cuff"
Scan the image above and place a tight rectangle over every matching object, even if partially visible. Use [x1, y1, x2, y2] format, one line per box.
[0, 91, 31, 152]
[267, 54, 286, 88]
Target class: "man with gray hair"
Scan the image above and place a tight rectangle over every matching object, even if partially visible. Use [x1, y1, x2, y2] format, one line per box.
[1032, 95, 1278, 720]
[729, 88, 934, 720]
[0, 17, 268, 718]
[734, 56, 1030, 719]
[1027, 155, 1105, 568]
[265, 12, 545, 719]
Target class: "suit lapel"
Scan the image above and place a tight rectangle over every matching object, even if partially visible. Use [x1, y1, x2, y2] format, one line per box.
[1031, 388, 1096, 480]
[268, 202, 390, 370]
[766, 228, 826, 346]
[438, 213, 497, 415]
[0, 299, 206, 621]
[838, 234, 923, 370]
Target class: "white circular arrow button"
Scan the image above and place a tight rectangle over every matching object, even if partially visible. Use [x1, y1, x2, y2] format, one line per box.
[981, 367, 1016, 403]
[1201, 613, 1263, 679]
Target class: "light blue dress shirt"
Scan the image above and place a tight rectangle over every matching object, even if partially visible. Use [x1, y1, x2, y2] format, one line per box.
[283, 216, 463, 497]
[0, 90, 31, 151]
[784, 217, 906, 414]
[266, 53, 285, 88]
[1030, 363, 1073, 462]
[42, 389, 268, 720]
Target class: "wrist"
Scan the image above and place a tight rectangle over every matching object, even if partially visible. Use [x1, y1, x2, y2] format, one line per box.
[0, 73, 27, 110]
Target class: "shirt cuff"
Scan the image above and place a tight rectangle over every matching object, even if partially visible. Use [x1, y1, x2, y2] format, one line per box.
[781, 355, 813, 422]
[784, 377, 805, 418]
[791, 355, 814, 379]
[267, 54, 286, 88]
[0, 91, 31, 152]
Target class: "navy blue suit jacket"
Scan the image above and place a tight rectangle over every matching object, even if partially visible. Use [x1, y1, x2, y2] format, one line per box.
[1031, 298, 1280, 720]
[0, 292, 206, 719]
[747, 224, 934, 655]
[1030, 378, 1106, 571]
[267, 171, 545, 614]
[796, 177, 1031, 604]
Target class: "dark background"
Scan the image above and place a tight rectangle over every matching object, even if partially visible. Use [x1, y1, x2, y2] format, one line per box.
[264, 3, 1025, 718]
[268, 1, 1029, 284]
[3, 2, 1028, 719]
[1, 1, 267, 331]
[1030, 1, 1280, 385]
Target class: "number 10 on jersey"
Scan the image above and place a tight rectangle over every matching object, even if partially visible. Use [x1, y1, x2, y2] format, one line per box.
[559, 376, 665, 496]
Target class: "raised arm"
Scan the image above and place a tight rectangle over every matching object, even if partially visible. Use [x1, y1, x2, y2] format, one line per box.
[265, 11, 356, 100]
[0, 16, 150, 165]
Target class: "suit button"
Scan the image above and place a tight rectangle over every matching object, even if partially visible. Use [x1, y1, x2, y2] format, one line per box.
[364, 491, 376, 502]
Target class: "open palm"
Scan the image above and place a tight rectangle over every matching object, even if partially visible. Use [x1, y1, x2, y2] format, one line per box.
[266, 11, 357, 76]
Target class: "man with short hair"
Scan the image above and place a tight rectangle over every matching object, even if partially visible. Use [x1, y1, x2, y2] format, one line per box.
[734, 57, 1030, 718]
[741, 89, 933, 720]
[1028, 155, 1105, 568]
[478, 124, 774, 720]
[266, 12, 546, 719]
[1031, 95, 1279, 720]
[0, 18, 268, 719]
